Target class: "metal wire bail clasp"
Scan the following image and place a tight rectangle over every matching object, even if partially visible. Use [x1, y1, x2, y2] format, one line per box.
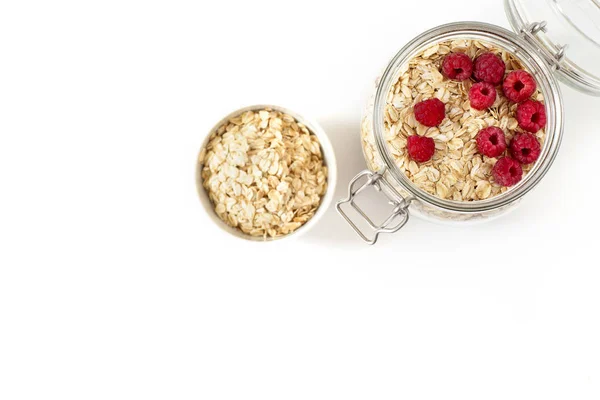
[519, 21, 568, 71]
[336, 169, 410, 245]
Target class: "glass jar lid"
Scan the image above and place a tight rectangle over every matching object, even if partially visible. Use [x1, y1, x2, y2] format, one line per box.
[505, 0, 600, 95]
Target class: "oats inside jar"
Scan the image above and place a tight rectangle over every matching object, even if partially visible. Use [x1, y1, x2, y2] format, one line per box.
[383, 39, 547, 202]
[199, 109, 328, 239]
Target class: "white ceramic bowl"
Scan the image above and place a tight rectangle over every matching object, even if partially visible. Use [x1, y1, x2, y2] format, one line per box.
[196, 104, 337, 242]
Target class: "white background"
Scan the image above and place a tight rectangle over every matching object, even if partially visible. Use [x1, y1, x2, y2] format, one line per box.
[1, 0, 599, 399]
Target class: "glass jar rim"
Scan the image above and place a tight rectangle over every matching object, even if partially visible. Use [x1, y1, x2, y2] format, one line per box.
[371, 21, 564, 213]
[504, 0, 600, 96]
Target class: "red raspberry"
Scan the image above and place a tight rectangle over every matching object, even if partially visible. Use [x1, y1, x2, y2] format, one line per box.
[509, 132, 541, 164]
[492, 157, 523, 187]
[442, 53, 473, 81]
[414, 98, 445, 127]
[516, 100, 546, 132]
[473, 52, 506, 85]
[407, 135, 435, 163]
[476, 127, 506, 158]
[503, 70, 537, 103]
[469, 82, 497, 110]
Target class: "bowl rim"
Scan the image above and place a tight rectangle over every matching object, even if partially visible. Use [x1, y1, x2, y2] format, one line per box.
[195, 104, 338, 243]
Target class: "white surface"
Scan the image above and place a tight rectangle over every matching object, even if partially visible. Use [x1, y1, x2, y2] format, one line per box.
[1, 1, 599, 399]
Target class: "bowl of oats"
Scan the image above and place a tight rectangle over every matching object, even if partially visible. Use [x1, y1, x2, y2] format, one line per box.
[197, 105, 336, 241]
[338, 21, 570, 244]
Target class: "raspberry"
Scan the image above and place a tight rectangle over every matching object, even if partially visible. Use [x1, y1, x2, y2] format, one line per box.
[407, 135, 435, 163]
[442, 53, 473, 81]
[469, 82, 497, 110]
[503, 70, 537, 103]
[476, 127, 506, 158]
[492, 157, 523, 187]
[509, 132, 541, 164]
[473, 52, 506, 85]
[516, 100, 546, 132]
[414, 98, 445, 127]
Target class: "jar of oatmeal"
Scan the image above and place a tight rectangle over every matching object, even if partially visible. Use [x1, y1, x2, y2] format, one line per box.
[337, 0, 600, 244]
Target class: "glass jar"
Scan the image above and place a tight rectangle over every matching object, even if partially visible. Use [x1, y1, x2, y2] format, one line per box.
[337, 1, 600, 244]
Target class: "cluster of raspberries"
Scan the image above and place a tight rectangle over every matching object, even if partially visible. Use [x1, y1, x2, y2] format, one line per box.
[406, 51, 547, 188]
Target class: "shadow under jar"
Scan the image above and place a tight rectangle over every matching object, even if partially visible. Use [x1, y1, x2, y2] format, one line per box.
[337, 21, 571, 245]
